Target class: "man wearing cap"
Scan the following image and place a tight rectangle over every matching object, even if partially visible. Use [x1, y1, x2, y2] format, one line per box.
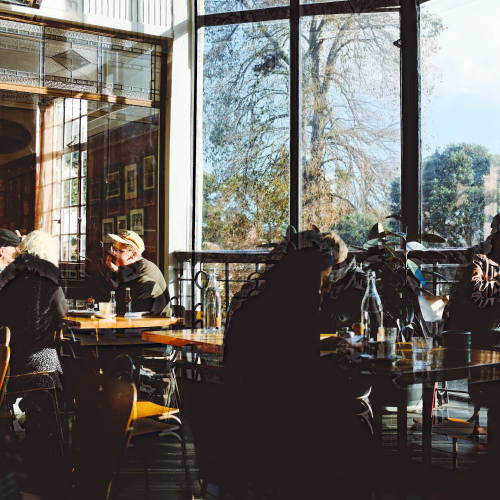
[0, 228, 21, 272]
[105, 230, 171, 316]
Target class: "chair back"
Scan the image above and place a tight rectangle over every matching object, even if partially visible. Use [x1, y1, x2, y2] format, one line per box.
[0, 345, 10, 406]
[0, 327, 10, 347]
[177, 363, 251, 492]
[62, 350, 136, 500]
[107, 354, 135, 380]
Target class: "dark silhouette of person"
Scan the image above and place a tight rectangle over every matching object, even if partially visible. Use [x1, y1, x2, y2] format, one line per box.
[224, 247, 374, 499]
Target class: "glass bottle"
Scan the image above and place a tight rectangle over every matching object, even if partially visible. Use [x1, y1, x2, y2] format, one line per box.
[204, 268, 221, 333]
[125, 287, 132, 314]
[109, 291, 116, 316]
[361, 271, 383, 347]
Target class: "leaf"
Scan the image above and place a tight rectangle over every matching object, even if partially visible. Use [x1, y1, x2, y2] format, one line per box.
[282, 224, 297, 238]
[407, 250, 447, 260]
[369, 223, 385, 240]
[385, 213, 402, 221]
[421, 270, 450, 283]
[363, 238, 384, 249]
[349, 246, 365, 251]
[406, 241, 427, 252]
[385, 231, 406, 239]
[407, 259, 427, 287]
[408, 233, 447, 244]
[364, 255, 383, 263]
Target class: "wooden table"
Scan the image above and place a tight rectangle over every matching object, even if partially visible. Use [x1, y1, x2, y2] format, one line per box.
[367, 345, 500, 464]
[142, 329, 224, 354]
[64, 315, 183, 330]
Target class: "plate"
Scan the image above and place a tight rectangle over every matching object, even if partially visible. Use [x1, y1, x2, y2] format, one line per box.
[96, 314, 117, 320]
[68, 310, 95, 317]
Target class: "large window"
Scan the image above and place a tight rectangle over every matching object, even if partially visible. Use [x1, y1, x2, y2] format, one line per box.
[196, 1, 403, 250]
[420, 0, 500, 248]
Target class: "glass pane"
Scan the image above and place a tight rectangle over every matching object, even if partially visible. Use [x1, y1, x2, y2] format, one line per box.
[81, 177, 87, 206]
[81, 235, 86, 259]
[70, 235, 78, 261]
[71, 178, 79, 206]
[81, 205, 86, 233]
[198, 22, 290, 250]
[82, 150, 87, 176]
[70, 206, 78, 233]
[300, 12, 401, 247]
[54, 157, 62, 183]
[63, 154, 71, 180]
[421, 0, 499, 247]
[53, 211, 61, 236]
[200, 0, 288, 16]
[61, 208, 70, 234]
[54, 182, 61, 209]
[71, 151, 79, 178]
[62, 180, 70, 207]
[61, 235, 70, 261]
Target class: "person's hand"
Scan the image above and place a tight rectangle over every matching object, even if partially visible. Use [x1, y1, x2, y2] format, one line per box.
[14, 230, 26, 241]
[106, 254, 119, 272]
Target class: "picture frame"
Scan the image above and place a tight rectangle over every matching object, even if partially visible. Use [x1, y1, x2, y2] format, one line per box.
[0, 196, 4, 217]
[130, 208, 144, 236]
[106, 172, 120, 200]
[102, 218, 114, 243]
[143, 156, 155, 191]
[117, 215, 127, 232]
[90, 181, 101, 203]
[124, 163, 138, 200]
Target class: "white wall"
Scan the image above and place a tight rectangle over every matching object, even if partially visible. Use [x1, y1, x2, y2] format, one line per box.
[165, 0, 195, 306]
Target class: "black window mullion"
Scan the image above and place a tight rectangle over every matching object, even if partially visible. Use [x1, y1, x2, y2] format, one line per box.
[400, 0, 420, 239]
[290, 0, 300, 237]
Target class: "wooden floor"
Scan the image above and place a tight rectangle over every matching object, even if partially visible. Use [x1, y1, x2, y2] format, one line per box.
[13, 388, 487, 500]
[112, 392, 486, 500]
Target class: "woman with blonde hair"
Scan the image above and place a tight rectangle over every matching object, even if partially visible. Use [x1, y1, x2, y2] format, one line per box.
[0, 229, 67, 388]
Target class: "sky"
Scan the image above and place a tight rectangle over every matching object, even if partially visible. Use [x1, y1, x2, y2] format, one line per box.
[421, 0, 500, 158]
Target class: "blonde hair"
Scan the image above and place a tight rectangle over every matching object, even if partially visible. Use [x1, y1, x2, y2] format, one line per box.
[13, 230, 59, 267]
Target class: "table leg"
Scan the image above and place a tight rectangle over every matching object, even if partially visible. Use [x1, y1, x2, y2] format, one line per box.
[397, 389, 407, 455]
[422, 382, 436, 465]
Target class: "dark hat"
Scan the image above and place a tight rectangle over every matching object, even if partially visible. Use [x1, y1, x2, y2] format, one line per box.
[0, 229, 20, 248]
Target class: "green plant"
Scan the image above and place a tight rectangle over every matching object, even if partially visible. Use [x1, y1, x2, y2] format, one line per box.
[354, 222, 448, 339]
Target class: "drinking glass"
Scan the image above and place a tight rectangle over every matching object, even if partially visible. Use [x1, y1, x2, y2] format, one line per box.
[411, 337, 433, 369]
[99, 302, 111, 316]
[378, 327, 397, 358]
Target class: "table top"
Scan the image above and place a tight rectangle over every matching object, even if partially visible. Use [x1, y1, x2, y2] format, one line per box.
[142, 329, 224, 353]
[69, 333, 155, 346]
[365, 344, 500, 384]
[64, 315, 183, 330]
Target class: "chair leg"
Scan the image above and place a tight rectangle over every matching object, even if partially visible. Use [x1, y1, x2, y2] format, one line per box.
[178, 423, 193, 499]
[452, 437, 458, 470]
[468, 403, 481, 425]
[138, 438, 150, 492]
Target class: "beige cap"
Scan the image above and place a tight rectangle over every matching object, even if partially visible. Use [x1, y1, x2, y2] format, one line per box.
[109, 230, 145, 254]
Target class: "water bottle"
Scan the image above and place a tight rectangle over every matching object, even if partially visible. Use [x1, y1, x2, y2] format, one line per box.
[109, 291, 116, 316]
[125, 287, 132, 314]
[204, 268, 221, 333]
[361, 271, 383, 346]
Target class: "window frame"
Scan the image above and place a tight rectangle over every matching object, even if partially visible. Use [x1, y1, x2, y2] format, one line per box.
[193, 0, 423, 247]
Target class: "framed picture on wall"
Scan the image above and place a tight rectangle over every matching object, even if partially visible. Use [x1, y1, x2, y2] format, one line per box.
[106, 172, 120, 200]
[102, 218, 114, 243]
[117, 215, 127, 232]
[124, 164, 138, 200]
[143, 156, 155, 191]
[90, 181, 100, 203]
[130, 209, 144, 235]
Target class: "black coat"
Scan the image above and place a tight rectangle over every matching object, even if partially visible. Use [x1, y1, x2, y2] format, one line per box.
[0, 254, 68, 377]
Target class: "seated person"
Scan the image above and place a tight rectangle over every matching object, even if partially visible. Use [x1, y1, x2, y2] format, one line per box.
[445, 230, 500, 331]
[105, 230, 171, 316]
[223, 247, 373, 498]
[0, 228, 21, 273]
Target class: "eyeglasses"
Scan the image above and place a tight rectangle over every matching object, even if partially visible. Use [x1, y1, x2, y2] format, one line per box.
[110, 245, 132, 255]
